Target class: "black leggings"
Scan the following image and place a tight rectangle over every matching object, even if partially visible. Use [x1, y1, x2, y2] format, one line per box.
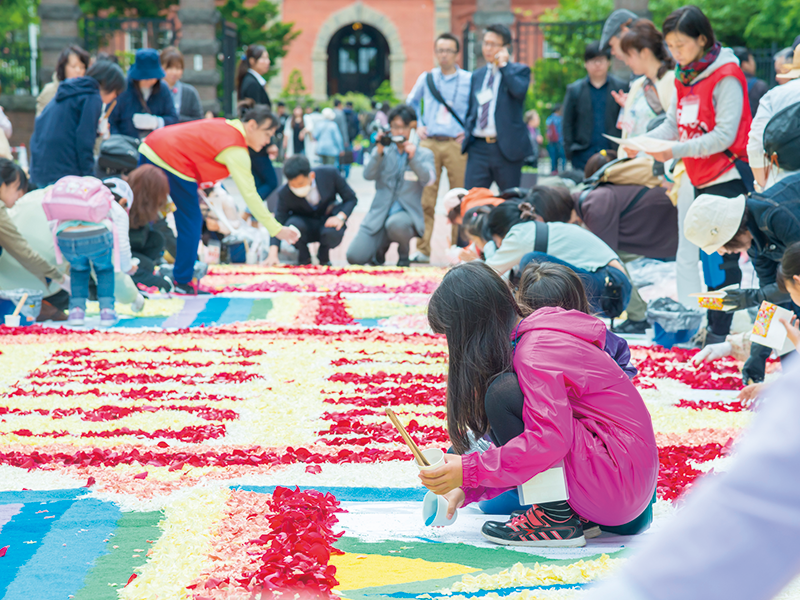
[485, 372, 526, 447]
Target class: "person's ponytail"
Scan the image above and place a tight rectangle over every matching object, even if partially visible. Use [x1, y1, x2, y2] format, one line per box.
[236, 45, 267, 94]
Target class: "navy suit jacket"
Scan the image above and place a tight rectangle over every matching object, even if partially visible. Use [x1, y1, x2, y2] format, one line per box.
[462, 62, 533, 163]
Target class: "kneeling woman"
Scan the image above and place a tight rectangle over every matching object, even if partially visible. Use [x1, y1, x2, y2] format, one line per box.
[138, 105, 299, 294]
[422, 262, 658, 547]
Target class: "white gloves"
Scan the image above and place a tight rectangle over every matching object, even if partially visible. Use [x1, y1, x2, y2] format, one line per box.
[692, 341, 733, 364]
[132, 113, 165, 130]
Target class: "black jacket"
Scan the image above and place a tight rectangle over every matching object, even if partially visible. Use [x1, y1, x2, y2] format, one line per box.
[562, 75, 628, 159]
[269, 167, 358, 246]
[462, 62, 534, 163]
[30, 76, 103, 188]
[746, 172, 800, 285]
[239, 72, 271, 108]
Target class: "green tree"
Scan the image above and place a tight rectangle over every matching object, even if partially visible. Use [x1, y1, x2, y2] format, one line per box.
[218, 0, 299, 81]
[280, 68, 310, 106]
[79, 0, 171, 18]
[0, 0, 38, 39]
[372, 80, 397, 106]
[545, 0, 799, 49]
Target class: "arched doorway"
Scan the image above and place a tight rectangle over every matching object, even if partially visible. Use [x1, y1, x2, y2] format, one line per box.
[327, 23, 390, 96]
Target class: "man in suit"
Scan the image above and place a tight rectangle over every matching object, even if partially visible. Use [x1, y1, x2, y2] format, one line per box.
[563, 41, 628, 172]
[462, 24, 533, 191]
[346, 104, 435, 267]
[266, 154, 358, 266]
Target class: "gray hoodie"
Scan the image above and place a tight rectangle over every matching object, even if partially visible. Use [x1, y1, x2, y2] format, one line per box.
[648, 47, 745, 172]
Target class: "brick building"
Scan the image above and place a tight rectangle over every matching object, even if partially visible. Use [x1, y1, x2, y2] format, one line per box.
[273, 0, 558, 101]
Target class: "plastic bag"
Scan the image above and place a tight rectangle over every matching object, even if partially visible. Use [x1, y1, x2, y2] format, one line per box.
[646, 297, 704, 333]
[0, 288, 43, 324]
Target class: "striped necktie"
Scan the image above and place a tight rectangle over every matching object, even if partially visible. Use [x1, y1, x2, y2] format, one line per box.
[478, 69, 495, 130]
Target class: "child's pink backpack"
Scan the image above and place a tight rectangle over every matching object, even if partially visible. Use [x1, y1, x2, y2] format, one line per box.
[42, 176, 113, 223]
[43, 176, 121, 270]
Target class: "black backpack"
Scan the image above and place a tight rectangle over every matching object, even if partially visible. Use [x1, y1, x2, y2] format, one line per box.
[764, 101, 800, 172]
[96, 135, 140, 176]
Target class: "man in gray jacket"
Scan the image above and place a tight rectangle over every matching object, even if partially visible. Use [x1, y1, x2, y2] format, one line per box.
[346, 104, 435, 267]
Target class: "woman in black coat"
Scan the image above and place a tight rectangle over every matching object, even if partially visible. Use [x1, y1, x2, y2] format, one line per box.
[236, 45, 272, 108]
[237, 45, 278, 199]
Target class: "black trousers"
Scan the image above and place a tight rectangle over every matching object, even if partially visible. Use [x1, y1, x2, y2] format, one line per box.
[695, 179, 748, 337]
[129, 226, 171, 291]
[284, 214, 346, 264]
[464, 139, 523, 192]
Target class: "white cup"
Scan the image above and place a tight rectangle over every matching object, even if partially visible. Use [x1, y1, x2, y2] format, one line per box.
[414, 448, 445, 471]
[4, 314, 20, 327]
[422, 491, 458, 526]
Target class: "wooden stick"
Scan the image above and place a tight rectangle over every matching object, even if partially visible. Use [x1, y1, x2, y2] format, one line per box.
[12, 293, 28, 317]
[385, 407, 430, 466]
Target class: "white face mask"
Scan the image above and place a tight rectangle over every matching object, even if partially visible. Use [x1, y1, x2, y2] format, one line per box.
[290, 184, 312, 198]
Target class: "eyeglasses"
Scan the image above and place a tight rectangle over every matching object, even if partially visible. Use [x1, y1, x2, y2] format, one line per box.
[482, 41, 504, 49]
[435, 48, 458, 55]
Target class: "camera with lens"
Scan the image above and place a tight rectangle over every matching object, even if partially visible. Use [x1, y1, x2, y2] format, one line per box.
[378, 127, 406, 146]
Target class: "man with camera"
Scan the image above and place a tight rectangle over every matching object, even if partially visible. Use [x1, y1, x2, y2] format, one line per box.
[346, 105, 435, 267]
[462, 24, 533, 191]
[406, 32, 472, 264]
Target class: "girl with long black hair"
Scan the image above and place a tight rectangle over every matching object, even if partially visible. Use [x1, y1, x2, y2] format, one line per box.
[420, 262, 658, 547]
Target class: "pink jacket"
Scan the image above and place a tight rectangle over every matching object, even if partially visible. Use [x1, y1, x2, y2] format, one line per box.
[460, 307, 658, 526]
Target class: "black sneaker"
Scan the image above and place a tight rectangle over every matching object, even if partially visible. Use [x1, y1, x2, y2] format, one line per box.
[579, 516, 602, 539]
[482, 505, 586, 547]
[612, 319, 649, 335]
[397, 257, 411, 268]
[172, 282, 209, 296]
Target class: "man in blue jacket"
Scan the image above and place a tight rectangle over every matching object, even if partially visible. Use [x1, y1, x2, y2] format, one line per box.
[30, 61, 126, 189]
[109, 48, 178, 139]
[462, 24, 533, 191]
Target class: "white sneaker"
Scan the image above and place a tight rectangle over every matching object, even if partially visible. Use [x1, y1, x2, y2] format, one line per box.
[410, 252, 430, 264]
[131, 293, 145, 313]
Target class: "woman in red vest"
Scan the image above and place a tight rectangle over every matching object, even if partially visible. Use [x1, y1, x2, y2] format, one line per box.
[639, 5, 752, 343]
[139, 105, 299, 294]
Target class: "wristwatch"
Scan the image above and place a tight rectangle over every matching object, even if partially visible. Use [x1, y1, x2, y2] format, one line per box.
[337, 213, 347, 223]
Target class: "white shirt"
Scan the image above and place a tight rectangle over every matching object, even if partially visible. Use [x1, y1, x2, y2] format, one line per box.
[747, 77, 800, 188]
[472, 65, 502, 138]
[248, 68, 267, 87]
[306, 181, 321, 207]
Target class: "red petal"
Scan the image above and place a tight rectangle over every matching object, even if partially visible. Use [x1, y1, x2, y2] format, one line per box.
[305, 464, 322, 474]
[0, 545, 8, 557]
[133, 472, 148, 480]
[125, 573, 137, 586]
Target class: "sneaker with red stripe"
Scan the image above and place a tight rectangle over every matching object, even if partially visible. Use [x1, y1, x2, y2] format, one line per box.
[481, 505, 586, 547]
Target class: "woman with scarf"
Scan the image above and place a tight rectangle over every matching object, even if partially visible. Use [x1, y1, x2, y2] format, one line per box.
[636, 5, 752, 345]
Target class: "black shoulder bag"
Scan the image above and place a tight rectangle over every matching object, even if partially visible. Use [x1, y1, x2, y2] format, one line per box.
[425, 72, 466, 129]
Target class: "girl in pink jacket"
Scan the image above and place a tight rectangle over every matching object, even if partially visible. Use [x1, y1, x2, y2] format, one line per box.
[423, 261, 658, 547]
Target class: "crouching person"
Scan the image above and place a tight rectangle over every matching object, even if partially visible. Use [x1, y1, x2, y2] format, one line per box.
[266, 155, 358, 266]
[346, 105, 435, 267]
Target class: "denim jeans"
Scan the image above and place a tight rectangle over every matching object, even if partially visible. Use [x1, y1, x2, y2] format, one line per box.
[57, 230, 115, 310]
[520, 251, 632, 318]
[547, 142, 565, 173]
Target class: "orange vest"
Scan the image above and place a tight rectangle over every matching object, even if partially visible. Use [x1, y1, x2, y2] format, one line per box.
[144, 118, 248, 184]
[675, 63, 751, 187]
